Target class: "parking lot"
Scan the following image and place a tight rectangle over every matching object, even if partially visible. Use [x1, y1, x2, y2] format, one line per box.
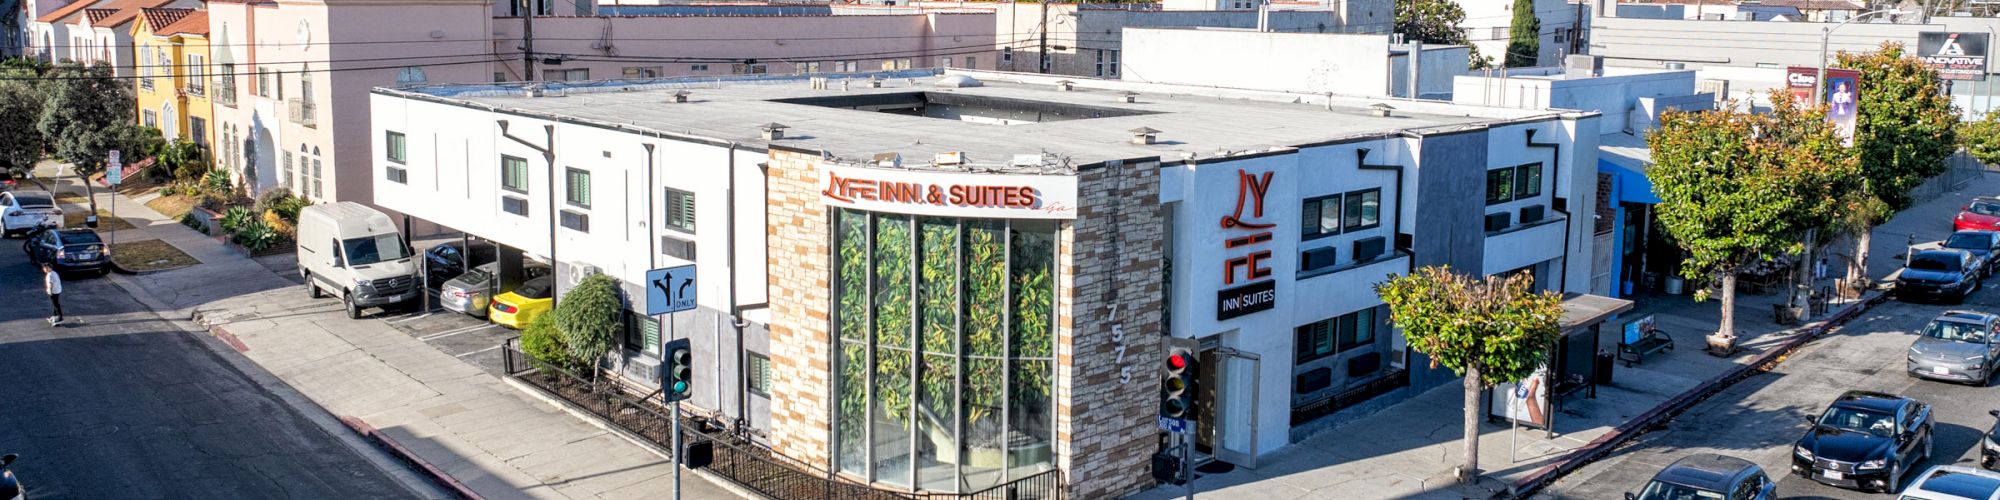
[263, 238, 519, 376]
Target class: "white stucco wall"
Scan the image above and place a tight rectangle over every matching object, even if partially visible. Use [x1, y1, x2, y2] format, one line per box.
[1121, 27, 1392, 95]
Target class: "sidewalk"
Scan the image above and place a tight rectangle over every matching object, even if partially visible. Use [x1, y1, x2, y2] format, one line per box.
[35, 165, 743, 499]
[1128, 171, 1998, 500]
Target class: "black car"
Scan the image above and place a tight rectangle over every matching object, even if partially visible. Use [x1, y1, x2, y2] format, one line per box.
[0, 453, 18, 500]
[24, 228, 110, 275]
[1792, 390, 1934, 493]
[422, 243, 497, 291]
[1628, 454, 1775, 500]
[1984, 410, 2000, 470]
[1900, 249, 1981, 303]
[1946, 230, 2000, 278]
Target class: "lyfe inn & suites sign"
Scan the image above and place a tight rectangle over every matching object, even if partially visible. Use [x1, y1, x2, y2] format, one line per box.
[818, 163, 1079, 219]
[1216, 169, 1278, 321]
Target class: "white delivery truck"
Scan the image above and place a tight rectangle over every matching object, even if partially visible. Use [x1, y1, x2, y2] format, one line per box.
[297, 201, 420, 318]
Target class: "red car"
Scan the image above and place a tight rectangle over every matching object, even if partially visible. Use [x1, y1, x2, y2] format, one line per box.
[1957, 197, 2000, 232]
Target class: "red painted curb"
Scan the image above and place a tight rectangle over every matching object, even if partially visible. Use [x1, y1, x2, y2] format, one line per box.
[209, 326, 250, 353]
[1499, 291, 1889, 499]
[339, 415, 485, 500]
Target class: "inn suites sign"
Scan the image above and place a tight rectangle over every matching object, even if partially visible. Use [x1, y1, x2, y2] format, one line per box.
[818, 163, 1079, 219]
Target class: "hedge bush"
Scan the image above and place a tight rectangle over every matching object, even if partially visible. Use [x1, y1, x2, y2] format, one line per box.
[521, 313, 570, 368]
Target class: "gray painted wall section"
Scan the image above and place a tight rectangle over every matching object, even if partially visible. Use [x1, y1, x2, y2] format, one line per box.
[1406, 129, 1490, 392]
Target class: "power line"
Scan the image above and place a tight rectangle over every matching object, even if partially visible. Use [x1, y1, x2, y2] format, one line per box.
[0, 56, 506, 81]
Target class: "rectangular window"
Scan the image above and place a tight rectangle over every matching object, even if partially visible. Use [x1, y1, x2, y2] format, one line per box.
[501, 155, 528, 193]
[748, 353, 772, 397]
[1338, 308, 1375, 351]
[1295, 319, 1335, 364]
[142, 110, 157, 128]
[186, 55, 204, 94]
[219, 63, 235, 102]
[1343, 188, 1381, 230]
[731, 63, 767, 75]
[282, 151, 294, 189]
[796, 61, 821, 75]
[385, 131, 406, 164]
[964, 56, 976, 70]
[565, 167, 590, 208]
[311, 158, 323, 198]
[625, 311, 661, 355]
[939, 57, 953, 68]
[622, 66, 661, 78]
[258, 67, 270, 97]
[690, 64, 709, 72]
[1001, 47, 1013, 63]
[665, 187, 695, 233]
[559, 210, 590, 232]
[386, 166, 408, 184]
[1514, 162, 1544, 198]
[1301, 194, 1341, 239]
[1486, 167, 1516, 205]
[1108, 49, 1120, 76]
[541, 68, 588, 82]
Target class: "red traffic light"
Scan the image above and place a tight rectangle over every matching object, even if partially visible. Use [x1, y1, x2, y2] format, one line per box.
[1167, 353, 1188, 371]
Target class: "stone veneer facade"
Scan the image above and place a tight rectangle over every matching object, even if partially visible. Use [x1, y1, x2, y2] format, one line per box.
[763, 148, 1169, 496]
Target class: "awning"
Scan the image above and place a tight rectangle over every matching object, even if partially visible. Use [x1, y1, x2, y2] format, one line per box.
[1599, 132, 1661, 204]
[1560, 293, 1635, 335]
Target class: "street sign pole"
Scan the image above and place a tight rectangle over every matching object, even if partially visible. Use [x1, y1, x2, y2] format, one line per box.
[672, 392, 682, 500]
[106, 150, 121, 249]
[645, 263, 697, 500]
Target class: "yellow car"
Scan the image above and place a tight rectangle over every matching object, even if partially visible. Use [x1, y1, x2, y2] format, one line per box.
[489, 276, 556, 329]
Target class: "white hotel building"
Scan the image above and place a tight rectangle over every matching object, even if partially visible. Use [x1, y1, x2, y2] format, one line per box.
[369, 69, 1615, 497]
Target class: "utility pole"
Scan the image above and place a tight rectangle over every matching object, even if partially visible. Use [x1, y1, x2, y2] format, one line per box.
[523, 0, 537, 80]
[1571, 2, 1585, 55]
[1037, 0, 1049, 74]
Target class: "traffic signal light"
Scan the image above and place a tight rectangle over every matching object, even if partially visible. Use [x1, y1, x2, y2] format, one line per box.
[664, 338, 693, 402]
[1160, 347, 1195, 420]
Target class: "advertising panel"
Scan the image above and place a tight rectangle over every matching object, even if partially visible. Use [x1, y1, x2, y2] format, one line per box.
[1785, 66, 1861, 146]
[1919, 31, 1991, 81]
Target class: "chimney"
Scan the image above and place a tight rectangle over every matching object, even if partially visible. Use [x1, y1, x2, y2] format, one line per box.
[1408, 39, 1422, 99]
[671, 90, 690, 103]
[1129, 127, 1160, 145]
[759, 122, 789, 140]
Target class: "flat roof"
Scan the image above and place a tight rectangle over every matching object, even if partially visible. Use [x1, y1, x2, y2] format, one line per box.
[380, 70, 1580, 172]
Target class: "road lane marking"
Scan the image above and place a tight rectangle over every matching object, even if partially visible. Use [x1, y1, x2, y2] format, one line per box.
[419, 324, 497, 341]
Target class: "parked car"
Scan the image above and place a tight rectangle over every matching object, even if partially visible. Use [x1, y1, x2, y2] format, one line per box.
[1793, 390, 1934, 493]
[1626, 453, 1775, 500]
[296, 202, 420, 319]
[1, 453, 20, 500]
[441, 262, 551, 318]
[1961, 197, 2000, 233]
[1909, 311, 2000, 385]
[1945, 231, 2000, 278]
[1900, 249, 1982, 304]
[489, 275, 555, 329]
[1984, 410, 2000, 471]
[0, 191, 60, 238]
[1903, 465, 2000, 500]
[422, 243, 497, 292]
[23, 228, 109, 275]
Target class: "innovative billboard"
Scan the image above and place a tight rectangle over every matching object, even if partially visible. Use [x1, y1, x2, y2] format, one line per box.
[1919, 31, 1991, 81]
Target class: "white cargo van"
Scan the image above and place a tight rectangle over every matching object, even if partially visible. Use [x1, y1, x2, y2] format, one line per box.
[296, 201, 419, 318]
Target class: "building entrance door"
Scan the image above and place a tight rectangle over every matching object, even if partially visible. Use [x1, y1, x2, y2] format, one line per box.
[1196, 343, 1261, 469]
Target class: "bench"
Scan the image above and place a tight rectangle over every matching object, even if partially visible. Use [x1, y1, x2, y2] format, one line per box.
[1617, 314, 1674, 367]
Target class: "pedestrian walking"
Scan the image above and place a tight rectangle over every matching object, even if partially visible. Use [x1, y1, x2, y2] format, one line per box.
[44, 263, 62, 325]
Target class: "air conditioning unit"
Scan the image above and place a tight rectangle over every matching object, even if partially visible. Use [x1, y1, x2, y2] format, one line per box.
[1300, 246, 1338, 272]
[1353, 236, 1386, 262]
[661, 235, 697, 261]
[570, 263, 601, 285]
[1520, 205, 1546, 224]
[1485, 212, 1512, 233]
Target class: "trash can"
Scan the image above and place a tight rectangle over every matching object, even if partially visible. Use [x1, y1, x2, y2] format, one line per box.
[1594, 351, 1615, 385]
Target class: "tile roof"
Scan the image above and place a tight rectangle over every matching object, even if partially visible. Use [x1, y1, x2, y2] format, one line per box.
[37, 0, 104, 24]
[82, 0, 183, 28]
[84, 8, 115, 24]
[155, 10, 207, 37]
[139, 7, 194, 33]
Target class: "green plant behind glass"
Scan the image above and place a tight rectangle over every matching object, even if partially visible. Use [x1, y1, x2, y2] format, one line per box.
[874, 215, 914, 424]
[918, 218, 959, 418]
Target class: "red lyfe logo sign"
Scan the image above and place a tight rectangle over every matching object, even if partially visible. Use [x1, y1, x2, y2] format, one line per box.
[1216, 169, 1278, 320]
[823, 169, 1042, 209]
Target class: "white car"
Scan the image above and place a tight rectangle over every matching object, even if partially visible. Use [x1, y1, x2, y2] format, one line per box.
[0, 190, 61, 238]
[1902, 465, 2000, 500]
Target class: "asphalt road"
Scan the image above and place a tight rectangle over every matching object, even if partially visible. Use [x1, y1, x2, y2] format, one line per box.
[0, 241, 418, 498]
[1549, 283, 2000, 499]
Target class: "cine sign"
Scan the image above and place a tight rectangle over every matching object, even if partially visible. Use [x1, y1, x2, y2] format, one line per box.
[1216, 279, 1276, 321]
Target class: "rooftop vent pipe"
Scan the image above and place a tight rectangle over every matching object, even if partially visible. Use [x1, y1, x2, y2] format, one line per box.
[759, 122, 789, 140]
[1370, 103, 1395, 117]
[671, 90, 690, 103]
[1130, 127, 1160, 145]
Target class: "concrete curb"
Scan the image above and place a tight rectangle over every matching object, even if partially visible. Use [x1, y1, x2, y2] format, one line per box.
[1500, 291, 1891, 499]
[339, 416, 485, 500]
[499, 375, 770, 500]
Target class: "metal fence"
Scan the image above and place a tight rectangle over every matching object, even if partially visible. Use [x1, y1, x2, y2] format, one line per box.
[502, 339, 1065, 500]
[1908, 150, 1989, 200]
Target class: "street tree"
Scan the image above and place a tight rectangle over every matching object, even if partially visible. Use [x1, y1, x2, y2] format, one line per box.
[553, 273, 621, 384]
[1834, 42, 1960, 286]
[1647, 94, 1861, 353]
[1962, 111, 2000, 166]
[1504, 0, 1540, 68]
[1396, 0, 1492, 69]
[1375, 266, 1563, 484]
[0, 81, 47, 178]
[37, 61, 141, 198]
